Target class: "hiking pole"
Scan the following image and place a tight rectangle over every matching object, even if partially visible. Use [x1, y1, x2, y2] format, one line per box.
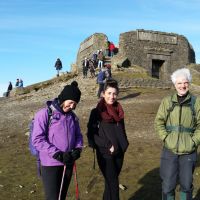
[58, 165, 66, 200]
[73, 162, 80, 200]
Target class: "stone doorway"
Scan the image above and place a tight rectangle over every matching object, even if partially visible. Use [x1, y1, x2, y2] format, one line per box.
[151, 59, 165, 79]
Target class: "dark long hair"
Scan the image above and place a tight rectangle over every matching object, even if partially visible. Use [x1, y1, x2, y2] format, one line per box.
[103, 79, 119, 94]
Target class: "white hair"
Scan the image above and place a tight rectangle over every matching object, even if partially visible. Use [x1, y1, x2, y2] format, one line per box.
[171, 68, 192, 84]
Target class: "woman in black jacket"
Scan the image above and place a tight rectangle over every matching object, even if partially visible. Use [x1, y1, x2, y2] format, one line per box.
[87, 79, 129, 200]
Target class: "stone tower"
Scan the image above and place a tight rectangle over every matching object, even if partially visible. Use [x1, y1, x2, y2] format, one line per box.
[119, 29, 195, 80]
[74, 29, 195, 80]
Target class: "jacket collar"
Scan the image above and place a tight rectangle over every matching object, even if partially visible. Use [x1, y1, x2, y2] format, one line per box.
[171, 92, 192, 105]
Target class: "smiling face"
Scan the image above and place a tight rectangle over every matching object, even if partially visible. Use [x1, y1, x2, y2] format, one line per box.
[174, 76, 189, 96]
[61, 100, 77, 112]
[102, 87, 118, 105]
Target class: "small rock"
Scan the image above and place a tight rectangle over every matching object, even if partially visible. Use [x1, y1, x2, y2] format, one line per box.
[25, 132, 30, 136]
[18, 185, 24, 188]
[30, 190, 35, 194]
[0, 184, 4, 188]
[119, 184, 127, 191]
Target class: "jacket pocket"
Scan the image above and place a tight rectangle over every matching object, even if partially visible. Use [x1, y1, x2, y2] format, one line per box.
[164, 132, 178, 152]
[178, 133, 195, 153]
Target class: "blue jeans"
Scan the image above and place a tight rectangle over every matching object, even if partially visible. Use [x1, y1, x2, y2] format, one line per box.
[160, 148, 197, 199]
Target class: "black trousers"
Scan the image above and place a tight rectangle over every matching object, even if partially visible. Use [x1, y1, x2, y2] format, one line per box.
[41, 165, 73, 200]
[96, 150, 124, 200]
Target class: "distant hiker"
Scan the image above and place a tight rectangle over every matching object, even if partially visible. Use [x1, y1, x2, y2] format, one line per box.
[6, 81, 12, 97]
[155, 68, 200, 200]
[54, 58, 63, 77]
[32, 81, 83, 200]
[18, 79, 23, 87]
[87, 79, 129, 200]
[92, 50, 98, 68]
[96, 67, 106, 98]
[15, 78, 19, 87]
[82, 57, 89, 78]
[109, 42, 115, 57]
[104, 41, 110, 56]
[105, 64, 112, 80]
[97, 50, 104, 70]
[89, 59, 95, 78]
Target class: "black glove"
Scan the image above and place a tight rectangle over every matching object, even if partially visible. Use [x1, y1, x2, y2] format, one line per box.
[53, 151, 74, 166]
[71, 148, 81, 161]
[53, 151, 64, 162]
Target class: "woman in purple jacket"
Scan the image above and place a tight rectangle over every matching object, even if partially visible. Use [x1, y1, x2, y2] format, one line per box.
[32, 81, 83, 200]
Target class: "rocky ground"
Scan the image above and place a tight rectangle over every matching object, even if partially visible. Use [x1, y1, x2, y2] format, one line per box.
[0, 73, 200, 200]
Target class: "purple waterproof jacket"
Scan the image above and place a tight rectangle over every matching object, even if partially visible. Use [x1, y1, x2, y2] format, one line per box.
[32, 102, 83, 166]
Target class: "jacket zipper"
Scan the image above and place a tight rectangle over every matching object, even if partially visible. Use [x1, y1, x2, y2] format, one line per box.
[65, 114, 70, 151]
[176, 105, 182, 153]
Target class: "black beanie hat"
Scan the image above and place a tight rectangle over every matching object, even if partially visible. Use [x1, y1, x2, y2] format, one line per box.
[58, 81, 81, 104]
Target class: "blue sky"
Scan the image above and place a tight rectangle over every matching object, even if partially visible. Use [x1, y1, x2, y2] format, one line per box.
[1, 0, 200, 96]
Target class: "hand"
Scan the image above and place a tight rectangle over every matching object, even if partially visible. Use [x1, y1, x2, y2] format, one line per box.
[71, 148, 81, 161]
[63, 152, 74, 165]
[109, 145, 114, 154]
[53, 151, 64, 162]
[53, 151, 74, 165]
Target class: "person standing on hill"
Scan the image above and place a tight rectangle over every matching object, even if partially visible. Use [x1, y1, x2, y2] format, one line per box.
[15, 78, 19, 87]
[18, 79, 23, 87]
[6, 81, 13, 97]
[109, 42, 115, 57]
[87, 79, 129, 200]
[54, 58, 63, 77]
[97, 50, 104, 70]
[82, 57, 89, 78]
[96, 67, 106, 98]
[155, 68, 200, 200]
[32, 81, 83, 200]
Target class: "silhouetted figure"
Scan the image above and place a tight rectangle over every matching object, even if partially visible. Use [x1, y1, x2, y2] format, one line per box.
[15, 79, 19, 87]
[6, 81, 13, 97]
[54, 58, 63, 77]
[18, 79, 23, 87]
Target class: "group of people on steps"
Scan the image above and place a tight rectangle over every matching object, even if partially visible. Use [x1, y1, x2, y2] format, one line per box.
[31, 67, 200, 200]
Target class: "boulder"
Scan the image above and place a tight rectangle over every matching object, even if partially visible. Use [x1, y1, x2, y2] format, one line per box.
[111, 55, 130, 71]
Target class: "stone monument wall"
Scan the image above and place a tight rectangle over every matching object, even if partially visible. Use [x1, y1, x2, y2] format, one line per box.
[118, 29, 195, 80]
[75, 33, 108, 70]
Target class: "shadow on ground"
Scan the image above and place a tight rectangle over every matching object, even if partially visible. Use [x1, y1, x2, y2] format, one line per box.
[128, 168, 161, 200]
[118, 92, 141, 101]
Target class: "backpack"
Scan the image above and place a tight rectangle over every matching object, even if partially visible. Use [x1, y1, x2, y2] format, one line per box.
[165, 95, 197, 133]
[29, 106, 53, 176]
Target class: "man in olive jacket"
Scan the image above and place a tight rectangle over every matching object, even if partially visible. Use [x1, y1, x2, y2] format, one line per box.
[155, 68, 200, 200]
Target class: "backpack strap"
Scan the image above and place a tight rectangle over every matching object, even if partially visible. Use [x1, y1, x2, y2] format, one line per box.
[165, 95, 179, 124]
[190, 95, 197, 128]
[37, 105, 54, 177]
